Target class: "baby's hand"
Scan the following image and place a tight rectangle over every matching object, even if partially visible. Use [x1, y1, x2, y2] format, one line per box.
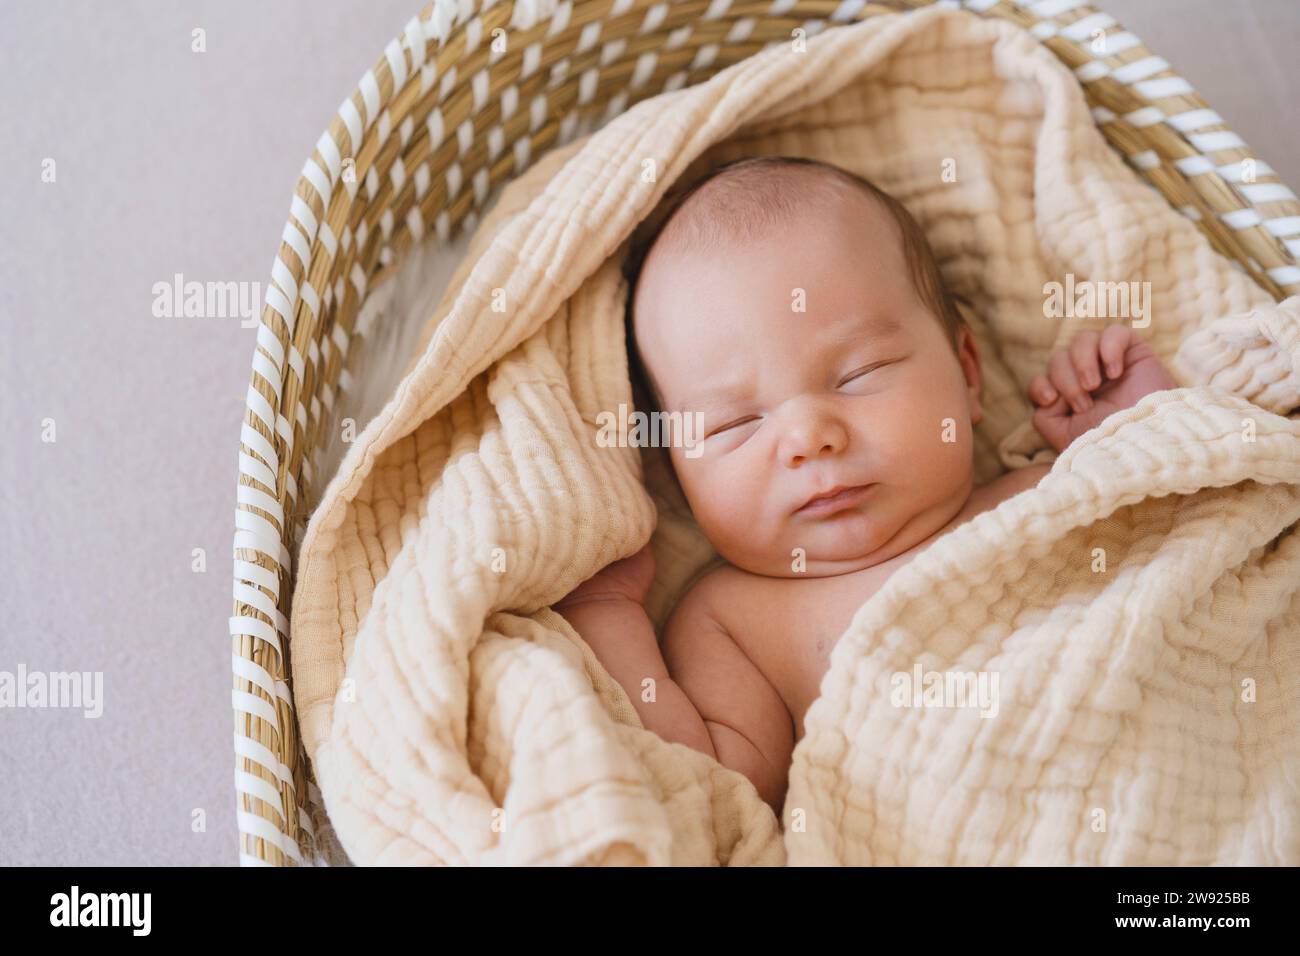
[1027, 324, 1177, 453]
[554, 544, 657, 609]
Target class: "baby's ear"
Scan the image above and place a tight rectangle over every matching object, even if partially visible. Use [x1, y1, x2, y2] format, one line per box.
[955, 323, 984, 426]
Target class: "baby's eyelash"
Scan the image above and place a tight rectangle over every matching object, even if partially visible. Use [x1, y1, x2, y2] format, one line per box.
[839, 360, 892, 385]
[705, 363, 894, 437]
[707, 416, 756, 437]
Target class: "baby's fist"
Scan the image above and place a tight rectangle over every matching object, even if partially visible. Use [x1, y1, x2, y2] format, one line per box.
[1027, 324, 1176, 453]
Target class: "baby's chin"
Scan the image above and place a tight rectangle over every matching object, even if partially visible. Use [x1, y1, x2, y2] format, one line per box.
[722, 489, 968, 577]
[716, 508, 909, 577]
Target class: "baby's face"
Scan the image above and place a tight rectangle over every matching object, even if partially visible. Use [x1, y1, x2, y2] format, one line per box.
[634, 196, 983, 577]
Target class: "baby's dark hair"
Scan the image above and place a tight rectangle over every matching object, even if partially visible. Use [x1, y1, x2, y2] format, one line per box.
[620, 154, 967, 413]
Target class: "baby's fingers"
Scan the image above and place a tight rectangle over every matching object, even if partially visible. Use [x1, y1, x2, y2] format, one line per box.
[1098, 324, 1132, 379]
[1068, 330, 1103, 391]
[1048, 350, 1091, 413]
[1027, 373, 1058, 407]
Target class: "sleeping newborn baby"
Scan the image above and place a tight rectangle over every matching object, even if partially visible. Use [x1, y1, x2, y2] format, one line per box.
[554, 155, 1176, 814]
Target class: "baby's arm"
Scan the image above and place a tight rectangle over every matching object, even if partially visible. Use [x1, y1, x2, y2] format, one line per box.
[659, 577, 795, 813]
[555, 562, 793, 813]
[553, 595, 715, 756]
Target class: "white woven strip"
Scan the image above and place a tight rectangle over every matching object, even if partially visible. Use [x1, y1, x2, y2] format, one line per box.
[601, 37, 627, 67]
[1221, 207, 1263, 229]
[1241, 183, 1298, 204]
[1174, 155, 1214, 177]
[1029, 0, 1086, 16]
[704, 0, 731, 19]
[232, 658, 280, 702]
[962, 0, 997, 11]
[384, 38, 409, 90]
[275, 413, 293, 453]
[289, 195, 318, 242]
[318, 222, 338, 259]
[403, 15, 427, 66]
[1266, 265, 1300, 285]
[237, 810, 304, 865]
[244, 384, 276, 434]
[233, 521, 282, 573]
[350, 262, 368, 299]
[315, 131, 342, 182]
[1074, 60, 1107, 83]
[331, 322, 351, 362]
[229, 612, 282, 660]
[1286, 238, 1300, 257]
[240, 421, 279, 473]
[547, 0, 573, 37]
[235, 770, 287, 825]
[1060, 11, 1113, 40]
[1096, 31, 1139, 56]
[359, 70, 381, 126]
[1111, 55, 1168, 84]
[233, 689, 280, 729]
[238, 451, 277, 494]
[255, 328, 285, 378]
[1124, 107, 1164, 128]
[693, 44, 719, 70]
[251, 350, 284, 404]
[1221, 159, 1275, 182]
[1135, 76, 1193, 99]
[406, 205, 426, 240]
[1264, 216, 1300, 237]
[233, 559, 279, 601]
[301, 159, 331, 206]
[1129, 149, 1160, 171]
[264, 285, 295, 331]
[1166, 108, 1222, 133]
[237, 482, 285, 529]
[338, 97, 363, 154]
[1190, 131, 1246, 153]
[235, 537, 290, 588]
[300, 281, 320, 319]
[234, 520, 283, 574]
[726, 18, 755, 43]
[287, 346, 306, 389]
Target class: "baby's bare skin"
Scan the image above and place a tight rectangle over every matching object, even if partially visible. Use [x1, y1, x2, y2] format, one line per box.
[692, 460, 1050, 747]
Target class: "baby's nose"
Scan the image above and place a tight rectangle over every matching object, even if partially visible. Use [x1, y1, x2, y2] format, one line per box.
[777, 404, 848, 465]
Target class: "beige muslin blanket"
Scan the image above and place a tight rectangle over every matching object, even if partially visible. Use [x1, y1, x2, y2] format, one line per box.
[289, 7, 1300, 865]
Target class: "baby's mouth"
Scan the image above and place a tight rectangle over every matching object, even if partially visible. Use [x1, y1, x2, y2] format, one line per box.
[795, 483, 877, 517]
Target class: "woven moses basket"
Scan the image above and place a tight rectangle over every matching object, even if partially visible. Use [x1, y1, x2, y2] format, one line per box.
[231, 0, 1300, 866]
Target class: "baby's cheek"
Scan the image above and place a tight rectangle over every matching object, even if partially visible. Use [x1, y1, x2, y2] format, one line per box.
[879, 391, 974, 481]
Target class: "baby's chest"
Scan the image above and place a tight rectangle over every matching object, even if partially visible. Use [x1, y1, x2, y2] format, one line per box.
[726, 571, 890, 739]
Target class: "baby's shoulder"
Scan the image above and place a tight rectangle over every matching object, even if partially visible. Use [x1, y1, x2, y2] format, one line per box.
[979, 462, 1052, 507]
[670, 560, 759, 632]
